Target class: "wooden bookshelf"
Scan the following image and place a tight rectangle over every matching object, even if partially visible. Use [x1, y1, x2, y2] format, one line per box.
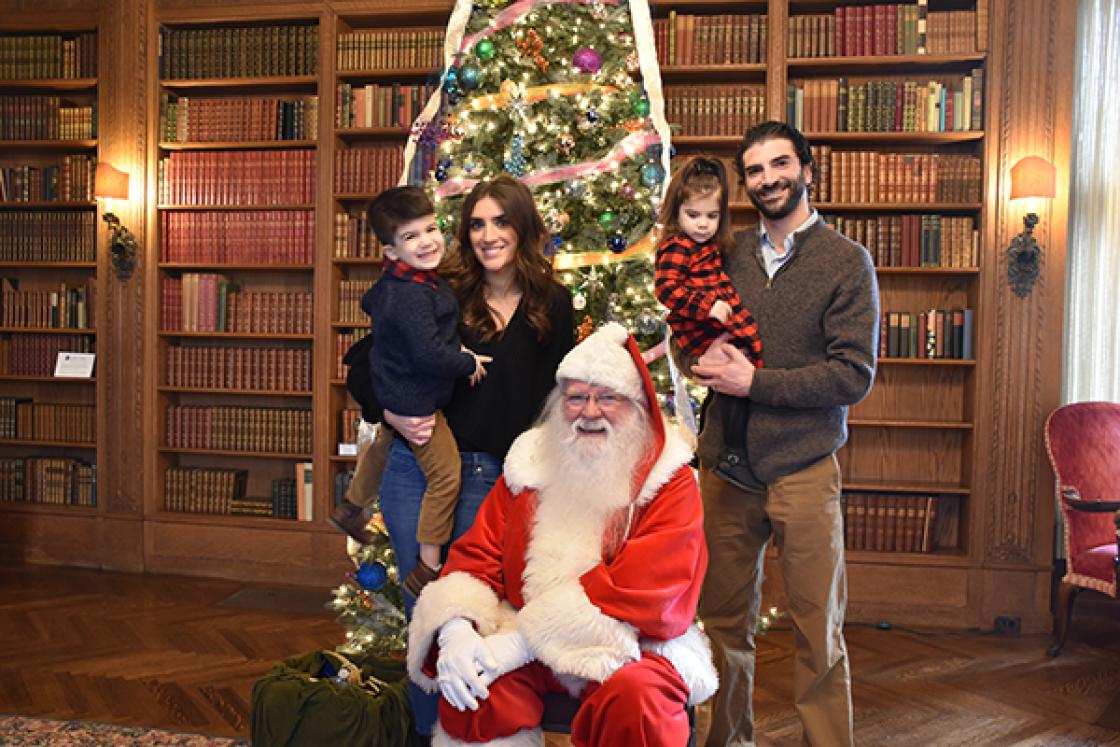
[0, 24, 99, 520]
[150, 15, 320, 544]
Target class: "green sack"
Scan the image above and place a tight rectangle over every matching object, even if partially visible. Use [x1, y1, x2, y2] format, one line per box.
[251, 649, 419, 746]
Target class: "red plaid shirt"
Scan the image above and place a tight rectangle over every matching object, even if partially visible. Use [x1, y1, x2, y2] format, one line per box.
[382, 257, 440, 289]
[655, 234, 764, 363]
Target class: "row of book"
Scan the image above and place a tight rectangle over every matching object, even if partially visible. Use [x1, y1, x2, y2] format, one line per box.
[0, 32, 98, 80]
[165, 345, 311, 392]
[0, 334, 93, 377]
[159, 95, 319, 143]
[791, 4, 984, 59]
[0, 456, 96, 506]
[335, 145, 405, 195]
[335, 82, 438, 130]
[159, 276, 313, 335]
[339, 406, 361, 446]
[788, 70, 983, 134]
[337, 280, 373, 325]
[653, 12, 768, 67]
[880, 308, 975, 360]
[825, 214, 978, 269]
[0, 280, 92, 329]
[333, 211, 383, 260]
[811, 147, 981, 204]
[163, 467, 310, 520]
[160, 210, 315, 265]
[157, 150, 316, 206]
[159, 24, 318, 80]
[335, 28, 443, 72]
[165, 405, 312, 454]
[843, 493, 941, 553]
[0, 156, 97, 202]
[663, 85, 766, 137]
[0, 398, 95, 443]
[0, 211, 95, 262]
[0, 97, 96, 140]
[335, 330, 365, 379]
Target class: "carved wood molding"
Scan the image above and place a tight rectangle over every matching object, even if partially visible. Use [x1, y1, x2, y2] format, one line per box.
[983, 0, 1070, 565]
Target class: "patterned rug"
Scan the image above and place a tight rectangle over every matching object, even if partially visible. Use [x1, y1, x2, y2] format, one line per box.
[0, 715, 248, 745]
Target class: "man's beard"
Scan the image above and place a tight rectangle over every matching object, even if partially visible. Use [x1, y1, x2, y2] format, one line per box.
[538, 396, 653, 514]
[748, 172, 808, 220]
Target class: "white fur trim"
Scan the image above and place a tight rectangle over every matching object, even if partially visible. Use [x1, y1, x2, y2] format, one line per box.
[555, 322, 644, 403]
[504, 421, 693, 502]
[433, 723, 543, 747]
[516, 582, 640, 683]
[641, 624, 719, 706]
[408, 571, 504, 692]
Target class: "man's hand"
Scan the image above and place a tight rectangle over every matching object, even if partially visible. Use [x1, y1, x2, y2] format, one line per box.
[436, 618, 497, 712]
[708, 299, 732, 324]
[479, 630, 534, 687]
[692, 338, 755, 397]
[383, 409, 436, 446]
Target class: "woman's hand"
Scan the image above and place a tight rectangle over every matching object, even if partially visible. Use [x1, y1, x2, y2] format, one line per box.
[692, 338, 755, 397]
[383, 409, 436, 446]
[464, 348, 492, 387]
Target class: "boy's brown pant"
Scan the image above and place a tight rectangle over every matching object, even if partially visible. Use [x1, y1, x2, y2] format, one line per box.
[347, 411, 461, 546]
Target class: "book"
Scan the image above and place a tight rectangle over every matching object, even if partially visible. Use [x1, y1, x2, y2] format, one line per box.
[296, 460, 313, 521]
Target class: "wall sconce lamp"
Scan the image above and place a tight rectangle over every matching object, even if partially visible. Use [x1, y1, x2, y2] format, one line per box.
[1007, 155, 1056, 298]
[94, 162, 137, 282]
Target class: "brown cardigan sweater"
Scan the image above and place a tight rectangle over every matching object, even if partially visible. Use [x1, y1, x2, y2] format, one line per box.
[682, 216, 880, 483]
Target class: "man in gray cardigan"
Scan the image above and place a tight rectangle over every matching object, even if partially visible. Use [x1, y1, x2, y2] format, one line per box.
[680, 121, 879, 747]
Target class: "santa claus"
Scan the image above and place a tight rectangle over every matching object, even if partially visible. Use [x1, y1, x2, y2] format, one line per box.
[408, 322, 717, 746]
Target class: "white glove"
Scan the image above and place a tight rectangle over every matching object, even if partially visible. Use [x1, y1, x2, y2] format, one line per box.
[435, 617, 497, 712]
[480, 630, 534, 686]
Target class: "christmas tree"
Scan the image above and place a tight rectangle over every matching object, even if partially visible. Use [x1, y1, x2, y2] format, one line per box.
[404, 0, 679, 389]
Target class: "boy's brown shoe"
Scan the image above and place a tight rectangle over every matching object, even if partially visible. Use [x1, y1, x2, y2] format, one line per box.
[329, 500, 374, 545]
[402, 558, 441, 598]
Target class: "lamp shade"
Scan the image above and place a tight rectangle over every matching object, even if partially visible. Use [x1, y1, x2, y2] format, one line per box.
[1010, 156, 1056, 200]
[95, 162, 130, 200]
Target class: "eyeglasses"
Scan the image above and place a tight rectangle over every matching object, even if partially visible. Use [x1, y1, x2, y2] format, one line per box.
[562, 391, 626, 411]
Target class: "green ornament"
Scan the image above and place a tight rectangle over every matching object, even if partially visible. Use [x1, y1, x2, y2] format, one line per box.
[598, 210, 617, 229]
[476, 39, 496, 61]
[633, 98, 651, 117]
[437, 215, 447, 231]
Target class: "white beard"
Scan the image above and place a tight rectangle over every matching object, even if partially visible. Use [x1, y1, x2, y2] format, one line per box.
[521, 398, 652, 602]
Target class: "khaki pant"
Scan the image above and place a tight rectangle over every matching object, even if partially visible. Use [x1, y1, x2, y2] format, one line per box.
[700, 455, 853, 747]
[347, 411, 461, 546]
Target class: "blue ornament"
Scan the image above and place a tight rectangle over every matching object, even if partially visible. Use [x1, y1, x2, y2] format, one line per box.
[552, 236, 564, 250]
[448, 91, 462, 106]
[459, 63, 482, 90]
[608, 234, 627, 253]
[438, 158, 452, 170]
[586, 109, 600, 124]
[435, 168, 449, 182]
[355, 562, 388, 591]
[641, 162, 665, 187]
[443, 69, 458, 93]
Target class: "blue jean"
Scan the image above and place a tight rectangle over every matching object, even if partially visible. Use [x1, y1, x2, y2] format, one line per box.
[380, 438, 502, 736]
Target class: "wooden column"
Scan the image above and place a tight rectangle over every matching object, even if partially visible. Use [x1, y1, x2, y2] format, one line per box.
[973, 0, 1077, 633]
[96, 0, 152, 570]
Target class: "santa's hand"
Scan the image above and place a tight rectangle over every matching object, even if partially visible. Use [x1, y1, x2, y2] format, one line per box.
[479, 630, 534, 686]
[435, 617, 497, 711]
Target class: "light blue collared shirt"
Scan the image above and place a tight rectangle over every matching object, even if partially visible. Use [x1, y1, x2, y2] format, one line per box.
[758, 209, 820, 279]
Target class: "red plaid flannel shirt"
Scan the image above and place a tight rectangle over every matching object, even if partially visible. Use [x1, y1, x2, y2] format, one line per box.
[655, 234, 764, 363]
[383, 257, 440, 289]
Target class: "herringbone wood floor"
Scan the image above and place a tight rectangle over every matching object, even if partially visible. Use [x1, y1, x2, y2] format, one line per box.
[1, 564, 1118, 746]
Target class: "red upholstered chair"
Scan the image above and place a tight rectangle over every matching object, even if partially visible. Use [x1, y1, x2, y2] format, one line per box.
[1044, 401, 1120, 657]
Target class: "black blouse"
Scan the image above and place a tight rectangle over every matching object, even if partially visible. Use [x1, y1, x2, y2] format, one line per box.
[444, 281, 574, 460]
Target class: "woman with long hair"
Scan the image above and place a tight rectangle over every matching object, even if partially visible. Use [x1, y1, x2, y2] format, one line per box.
[378, 174, 574, 741]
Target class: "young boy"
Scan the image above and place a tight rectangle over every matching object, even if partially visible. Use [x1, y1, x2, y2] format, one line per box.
[329, 186, 487, 597]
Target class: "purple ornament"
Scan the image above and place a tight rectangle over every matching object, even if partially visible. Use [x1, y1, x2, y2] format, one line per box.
[572, 47, 603, 74]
